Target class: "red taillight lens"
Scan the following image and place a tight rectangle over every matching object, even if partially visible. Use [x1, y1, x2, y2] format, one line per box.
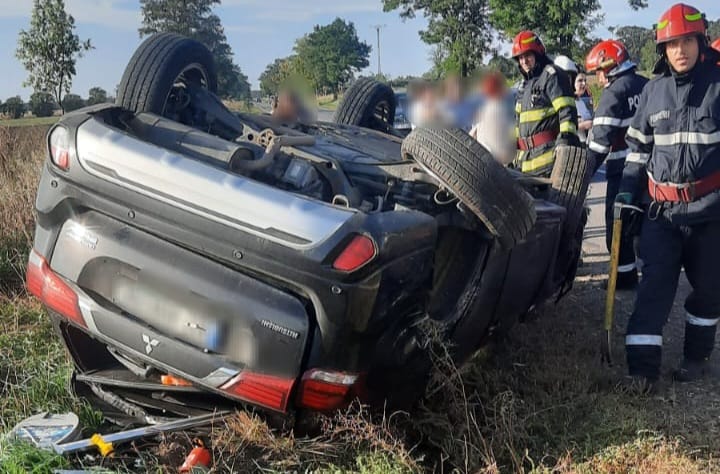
[220, 372, 295, 412]
[26, 250, 85, 327]
[332, 235, 376, 272]
[297, 369, 364, 411]
[49, 126, 71, 171]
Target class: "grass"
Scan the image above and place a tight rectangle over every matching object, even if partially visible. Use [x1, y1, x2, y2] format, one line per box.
[0, 116, 59, 128]
[318, 94, 342, 111]
[1, 125, 719, 473]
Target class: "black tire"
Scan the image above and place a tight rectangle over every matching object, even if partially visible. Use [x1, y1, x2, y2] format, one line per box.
[402, 127, 536, 247]
[333, 78, 396, 133]
[549, 145, 593, 242]
[116, 32, 217, 115]
[548, 145, 594, 288]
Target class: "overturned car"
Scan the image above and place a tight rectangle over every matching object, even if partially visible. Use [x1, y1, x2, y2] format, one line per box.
[27, 33, 592, 424]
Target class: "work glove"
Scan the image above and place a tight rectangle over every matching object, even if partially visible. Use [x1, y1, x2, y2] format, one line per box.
[614, 192, 633, 206]
[556, 132, 580, 148]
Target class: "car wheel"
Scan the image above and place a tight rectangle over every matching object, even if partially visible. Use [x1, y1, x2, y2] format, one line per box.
[333, 78, 396, 134]
[548, 145, 594, 286]
[116, 32, 217, 120]
[549, 145, 593, 243]
[402, 127, 536, 248]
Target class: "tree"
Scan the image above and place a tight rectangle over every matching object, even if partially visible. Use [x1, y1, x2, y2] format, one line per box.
[640, 37, 658, 72]
[29, 91, 56, 117]
[4, 97, 25, 119]
[490, 0, 603, 58]
[488, 55, 520, 81]
[259, 57, 295, 97]
[293, 18, 371, 96]
[614, 26, 653, 64]
[708, 20, 720, 41]
[87, 87, 108, 105]
[383, 0, 494, 78]
[16, 0, 92, 113]
[139, 0, 250, 100]
[62, 93, 85, 112]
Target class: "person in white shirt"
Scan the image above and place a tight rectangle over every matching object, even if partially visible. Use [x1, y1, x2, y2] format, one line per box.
[469, 71, 515, 165]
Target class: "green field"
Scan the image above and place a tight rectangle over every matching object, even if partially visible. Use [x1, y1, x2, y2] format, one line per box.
[0, 116, 59, 128]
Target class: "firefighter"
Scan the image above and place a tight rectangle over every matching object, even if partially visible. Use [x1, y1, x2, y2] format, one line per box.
[619, 3, 720, 391]
[512, 31, 579, 176]
[585, 40, 648, 290]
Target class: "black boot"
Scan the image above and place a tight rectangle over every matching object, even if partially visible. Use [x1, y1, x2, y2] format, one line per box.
[672, 358, 710, 382]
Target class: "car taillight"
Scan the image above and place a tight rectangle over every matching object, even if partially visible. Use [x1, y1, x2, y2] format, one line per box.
[48, 126, 71, 171]
[26, 249, 85, 328]
[220, 372, 295, 412]
[332, 235, 376, 272]
[297, 369, 365, 411]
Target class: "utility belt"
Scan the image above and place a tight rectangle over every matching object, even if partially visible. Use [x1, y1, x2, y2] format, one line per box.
[517, 130, 557, 151]
[648, 170, 720, 203]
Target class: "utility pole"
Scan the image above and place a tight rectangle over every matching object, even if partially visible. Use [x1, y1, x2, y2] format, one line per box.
[372, 24, 386, 76]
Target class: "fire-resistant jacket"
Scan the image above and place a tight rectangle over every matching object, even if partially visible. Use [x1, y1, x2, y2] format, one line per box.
[586, 69, 648, 170]
[621, 48, 720, 224]
[515, 55, 578, 175]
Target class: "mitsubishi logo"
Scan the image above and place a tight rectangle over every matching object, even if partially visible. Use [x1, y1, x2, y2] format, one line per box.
[142, 334, 159, 354]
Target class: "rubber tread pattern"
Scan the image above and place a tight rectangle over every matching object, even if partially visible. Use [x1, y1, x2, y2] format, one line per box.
[116, 33, 217, 114]
[402, 127, 536, 247]
[333, 78, 396, 133]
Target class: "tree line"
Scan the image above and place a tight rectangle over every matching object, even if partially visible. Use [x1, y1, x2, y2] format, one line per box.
[0, 87, 111, 119]
[13, 0, 251, 116]
[12, 0, 720, 119]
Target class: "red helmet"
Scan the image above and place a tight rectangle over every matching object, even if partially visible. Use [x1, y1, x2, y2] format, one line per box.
[712, 38, 720, 52]
[586, 39, 630, 74]
[512, 31, 546, 58]
[655, 3, 707, 45]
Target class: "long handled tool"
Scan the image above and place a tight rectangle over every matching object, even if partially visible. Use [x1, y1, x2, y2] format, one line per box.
[601, 205, 623, 366]
[601, 203, 644, 366]
[53, 411, 231, 456]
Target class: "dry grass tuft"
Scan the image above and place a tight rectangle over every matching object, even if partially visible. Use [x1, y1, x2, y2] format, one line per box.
[0, 125, 47, 293]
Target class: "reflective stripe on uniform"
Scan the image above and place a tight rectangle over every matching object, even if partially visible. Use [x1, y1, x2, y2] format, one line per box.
[654, 131, 720, 146]
[552, 96, 575, 111]
[519, 107, 556, 123]
[515, 102, 521, 114]
[626, 335, 663, 346]
[627, 126, 653, 144]
[618, 262, 636, 272]
[626, 152, 650, 164]
[607, 149, 629, 160]
[521, 149, 554, 172]
[593, 116, 632, 127]
[686, 312, 720, 327]
[559, 121, 577, 134]
[588, 141, 611, 153]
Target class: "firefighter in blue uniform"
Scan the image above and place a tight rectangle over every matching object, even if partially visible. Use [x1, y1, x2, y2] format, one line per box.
[585, 40, 649, 290]
[619, 3, 720, 390]
[511, 31, 579, 176]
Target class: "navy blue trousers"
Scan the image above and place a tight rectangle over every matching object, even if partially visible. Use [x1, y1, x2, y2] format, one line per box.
[605, 158, 637, 276]
[625, 216, 720, 379]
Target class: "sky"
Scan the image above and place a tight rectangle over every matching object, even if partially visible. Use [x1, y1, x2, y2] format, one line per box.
[0, 0, 719, 101]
